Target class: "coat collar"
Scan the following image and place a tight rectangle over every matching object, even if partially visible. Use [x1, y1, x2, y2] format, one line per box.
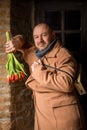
[44, 40, 62, 58]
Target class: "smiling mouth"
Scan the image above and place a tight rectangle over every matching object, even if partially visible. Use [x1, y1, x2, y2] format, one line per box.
[37, 44, 46, 50]
[38, 43, 45, 47]
[39, 44, 44, 47]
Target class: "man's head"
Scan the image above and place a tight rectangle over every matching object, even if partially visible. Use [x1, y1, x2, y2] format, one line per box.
[33, 23, 55, 51]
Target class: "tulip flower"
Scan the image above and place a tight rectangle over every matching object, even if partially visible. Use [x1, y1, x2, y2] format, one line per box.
[6, 31, 27, 83]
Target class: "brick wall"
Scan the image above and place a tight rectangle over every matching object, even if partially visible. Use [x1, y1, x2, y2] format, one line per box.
[0, 0, 34, 130]
[0, 0, 10, 83]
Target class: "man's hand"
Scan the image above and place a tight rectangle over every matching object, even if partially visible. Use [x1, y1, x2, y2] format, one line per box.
[5, 40, 16, 53]
[31, 60, 41, 72]
[31, 61, 39, 72]
[5, 35, 25, 53]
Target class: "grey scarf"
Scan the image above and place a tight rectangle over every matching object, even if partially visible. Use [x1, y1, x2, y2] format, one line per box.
[35, 38, 57, 59]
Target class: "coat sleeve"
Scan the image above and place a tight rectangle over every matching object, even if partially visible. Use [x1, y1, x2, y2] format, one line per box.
[31, 53, 78, 93]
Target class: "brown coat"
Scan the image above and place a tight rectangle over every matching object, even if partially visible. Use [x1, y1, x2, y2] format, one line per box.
[24, 41, 85, 130]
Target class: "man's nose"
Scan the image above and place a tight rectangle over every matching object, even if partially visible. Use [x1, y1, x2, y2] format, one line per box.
[39, 36, 43, 42]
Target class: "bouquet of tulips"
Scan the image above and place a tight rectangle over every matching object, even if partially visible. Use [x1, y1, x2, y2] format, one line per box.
[6, 31, 27, 83]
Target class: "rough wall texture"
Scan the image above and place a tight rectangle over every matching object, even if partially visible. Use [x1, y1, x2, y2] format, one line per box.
[10, 0, 35, 42]
[0, 0, 34, 130]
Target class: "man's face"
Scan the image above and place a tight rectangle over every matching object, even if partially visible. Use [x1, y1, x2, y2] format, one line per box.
[33, 24, 55, 51]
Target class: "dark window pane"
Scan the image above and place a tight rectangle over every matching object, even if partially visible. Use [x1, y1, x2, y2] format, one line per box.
[65, 33, 81, 51]
[64, 11, 81, 30]
[45, 11, 61, 30]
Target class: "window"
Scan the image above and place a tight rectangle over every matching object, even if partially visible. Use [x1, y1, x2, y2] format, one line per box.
[45, 10, 81, 52]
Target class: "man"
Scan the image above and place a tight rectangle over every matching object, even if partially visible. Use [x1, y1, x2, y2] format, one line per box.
[5, 23, 85, 130]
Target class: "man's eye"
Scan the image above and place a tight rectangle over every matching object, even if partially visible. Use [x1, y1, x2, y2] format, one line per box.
[34, 36, 38, 39]
[42, 34, 47, 36]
